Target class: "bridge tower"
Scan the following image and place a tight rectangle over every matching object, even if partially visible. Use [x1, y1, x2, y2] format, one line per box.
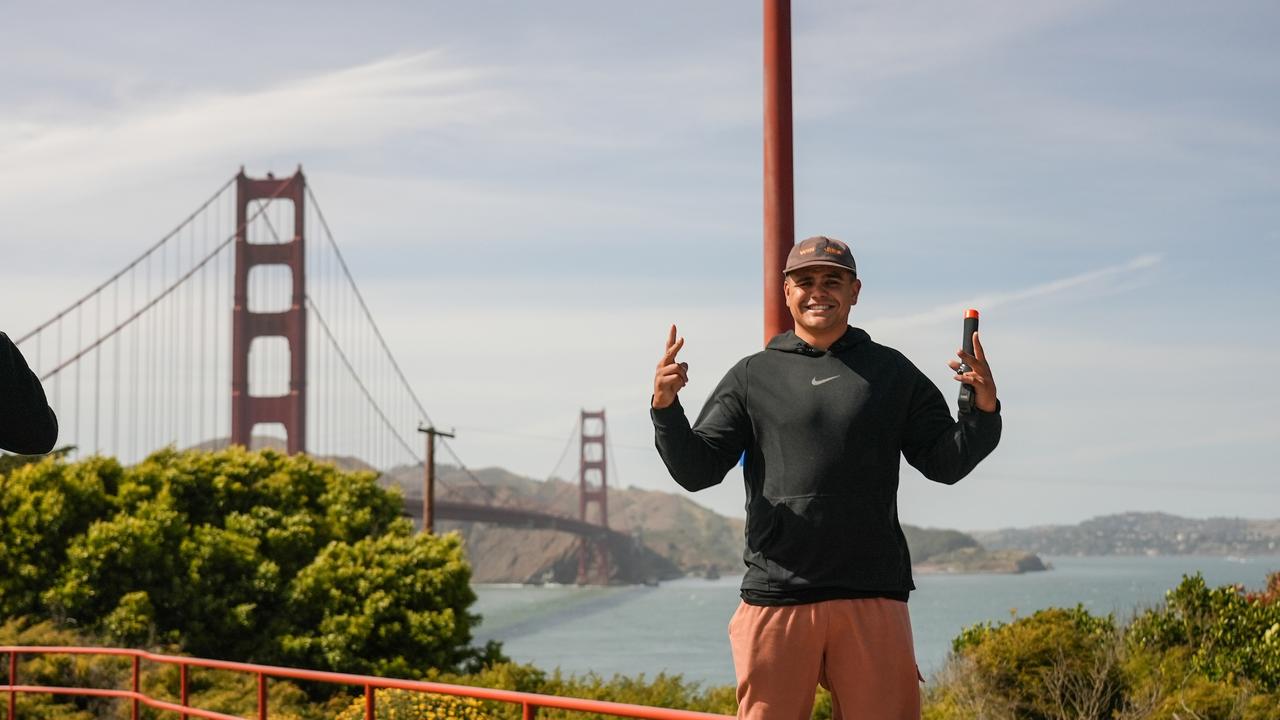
[231, 169, 307, 454]
[577, 409, 610, 584]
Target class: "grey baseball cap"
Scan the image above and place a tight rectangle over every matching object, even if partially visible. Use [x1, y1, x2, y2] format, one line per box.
[784, 236, 856, 276]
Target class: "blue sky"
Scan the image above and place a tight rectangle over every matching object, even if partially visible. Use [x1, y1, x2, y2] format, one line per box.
[2, 1, 1277, 530]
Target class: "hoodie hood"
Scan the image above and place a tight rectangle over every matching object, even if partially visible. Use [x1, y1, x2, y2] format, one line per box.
[765, 326, 871, 355]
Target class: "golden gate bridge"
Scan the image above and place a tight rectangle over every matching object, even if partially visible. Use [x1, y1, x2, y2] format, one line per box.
[11, 167, 634, 585]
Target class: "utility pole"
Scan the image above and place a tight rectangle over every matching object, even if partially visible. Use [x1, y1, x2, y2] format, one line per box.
[417, 424, 454, 534]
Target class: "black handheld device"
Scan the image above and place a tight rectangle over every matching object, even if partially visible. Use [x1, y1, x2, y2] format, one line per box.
[957, 309, 979, 413]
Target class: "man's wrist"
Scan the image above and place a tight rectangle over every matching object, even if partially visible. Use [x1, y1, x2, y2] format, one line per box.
[651, 395, 683, 413]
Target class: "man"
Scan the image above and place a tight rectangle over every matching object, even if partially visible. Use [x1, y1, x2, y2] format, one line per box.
[650, 236, 1000, 719]
[1, 331, 59, 455]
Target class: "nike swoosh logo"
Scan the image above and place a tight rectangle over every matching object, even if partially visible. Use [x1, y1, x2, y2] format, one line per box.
[811, 375, 840, 386]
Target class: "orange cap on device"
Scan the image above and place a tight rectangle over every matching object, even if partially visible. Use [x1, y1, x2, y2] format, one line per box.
[965, 309, 979, 319]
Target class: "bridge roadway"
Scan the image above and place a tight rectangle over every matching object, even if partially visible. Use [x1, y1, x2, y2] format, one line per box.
[402, 498, 623, 541]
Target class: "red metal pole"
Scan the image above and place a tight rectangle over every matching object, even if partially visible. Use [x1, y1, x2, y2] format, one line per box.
[365, 684, 376, 719]
[257, 673, 267, 720]
[8, 650, 16, 720]
[131, 655, 140, 720]
[180, 662, 189, 720]
[524, 701, 539, 719]
[763, 0, 796, 346]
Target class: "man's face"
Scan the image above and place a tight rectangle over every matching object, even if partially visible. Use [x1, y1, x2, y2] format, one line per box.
[784, 266, 861, 337]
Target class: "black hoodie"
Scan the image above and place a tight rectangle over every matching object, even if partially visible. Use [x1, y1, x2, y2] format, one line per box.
[651, 326, 1001, 605]
[1, 332, 58, 455]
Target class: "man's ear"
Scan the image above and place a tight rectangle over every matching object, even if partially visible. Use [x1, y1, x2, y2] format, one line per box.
[850, 278, 862, 305]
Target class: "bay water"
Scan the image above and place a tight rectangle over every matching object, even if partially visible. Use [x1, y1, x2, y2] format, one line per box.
[472, 555, 1280, 687]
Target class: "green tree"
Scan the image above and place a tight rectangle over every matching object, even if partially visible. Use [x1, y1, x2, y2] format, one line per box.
[281, 523, 478, 678]
[3, 447, 485, 678]
[1128, 572, 1280, 692]
[0, 454, 121, 617]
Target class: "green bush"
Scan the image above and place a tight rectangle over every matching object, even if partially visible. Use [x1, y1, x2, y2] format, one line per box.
[1121, 645, 1279, 720]
[333, 689, 490, 720]
[1, 617, 115, 720]
[927, 572, 1280, 720]
[0, 454, 121, 618]
[0, 616, 326, 720]
[1128, 573, 1280, 691]
[938, 605, 1125, 720]
[280, 527, 478, 677]
[1, 447, 485, 678]
[417, 662, 738, 720]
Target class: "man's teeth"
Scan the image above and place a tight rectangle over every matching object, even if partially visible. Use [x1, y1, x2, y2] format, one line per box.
[808, 304, 833, 310]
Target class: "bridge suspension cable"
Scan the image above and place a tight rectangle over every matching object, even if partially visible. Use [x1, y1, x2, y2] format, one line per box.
[305, 185, 494, 496]
[14, 177, 236, 347]
[9, 170, 513, 512]
[13, 177, 289, 462]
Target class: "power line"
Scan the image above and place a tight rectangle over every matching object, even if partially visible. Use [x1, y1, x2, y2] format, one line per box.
[438, 439, 498, 501]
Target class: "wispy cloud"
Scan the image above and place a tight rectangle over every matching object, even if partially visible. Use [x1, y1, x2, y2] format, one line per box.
[0, 52, 515, 202]
[870, 253, 1163, 330]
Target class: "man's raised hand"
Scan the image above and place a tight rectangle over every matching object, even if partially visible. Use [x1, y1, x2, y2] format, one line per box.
[652, 324, 688, 409]
[948, 331, 999, 413]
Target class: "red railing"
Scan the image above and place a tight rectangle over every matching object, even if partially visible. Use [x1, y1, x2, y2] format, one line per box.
[2, 646, 733, 720]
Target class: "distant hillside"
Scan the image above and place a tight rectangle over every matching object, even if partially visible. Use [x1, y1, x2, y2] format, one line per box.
[973, 512, 1280, 556]
[904, 525, 1046, 575]
[381, 464, 1044, 582]
[381, 464, 742, 584]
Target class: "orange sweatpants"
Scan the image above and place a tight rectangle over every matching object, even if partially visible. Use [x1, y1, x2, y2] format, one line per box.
[728, 598, 922, 720]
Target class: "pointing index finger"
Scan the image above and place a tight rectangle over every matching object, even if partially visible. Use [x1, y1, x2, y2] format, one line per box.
[972, 331, 986, 361]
